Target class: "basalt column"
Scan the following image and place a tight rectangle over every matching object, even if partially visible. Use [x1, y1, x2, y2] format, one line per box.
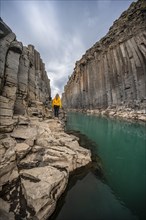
[62, 0, 146, 113]
[0, 18, 51, 132]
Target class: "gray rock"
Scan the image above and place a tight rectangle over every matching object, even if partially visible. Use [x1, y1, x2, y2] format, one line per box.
[11, 127, 38, 140]
[20, 166, 68, 220]
[0, 19, 51, 132]
[62, 0, 146, 119]
[0, 117, 91, 219]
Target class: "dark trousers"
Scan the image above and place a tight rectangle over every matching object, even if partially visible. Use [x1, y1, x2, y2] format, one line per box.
[54, 105, 60, 117]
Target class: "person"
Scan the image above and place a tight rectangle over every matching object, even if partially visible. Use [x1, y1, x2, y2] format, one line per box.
[52, 93, 62, 118]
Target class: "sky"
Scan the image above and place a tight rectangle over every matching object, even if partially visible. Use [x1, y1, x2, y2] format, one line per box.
[0, 0, 135, 98]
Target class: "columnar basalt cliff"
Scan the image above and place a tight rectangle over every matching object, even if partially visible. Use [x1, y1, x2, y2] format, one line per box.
[62, 0, 146, 121]
[0, 19, 92, 220]
[0, 18, 51, 132]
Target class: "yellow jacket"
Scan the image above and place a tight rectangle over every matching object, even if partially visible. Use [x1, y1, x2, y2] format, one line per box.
[52, 97, 62, 108]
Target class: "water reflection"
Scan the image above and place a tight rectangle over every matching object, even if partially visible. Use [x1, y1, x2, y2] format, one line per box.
[65, 112, 146, 220]
[50, 170, 138, 220]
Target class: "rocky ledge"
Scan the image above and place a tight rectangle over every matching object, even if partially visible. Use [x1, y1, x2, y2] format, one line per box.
[0, 116, 91, 220]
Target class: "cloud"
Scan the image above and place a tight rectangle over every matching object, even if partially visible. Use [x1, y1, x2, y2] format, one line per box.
[17, 1, 60, 46]
[45, 29, 86, 98]
[1, 0, 134, 98]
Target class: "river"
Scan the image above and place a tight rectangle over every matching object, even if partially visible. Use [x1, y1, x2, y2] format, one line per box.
[50, 112, 146, 220]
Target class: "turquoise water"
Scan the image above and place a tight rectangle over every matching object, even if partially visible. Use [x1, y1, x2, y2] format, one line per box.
[50, 112, 146, 220]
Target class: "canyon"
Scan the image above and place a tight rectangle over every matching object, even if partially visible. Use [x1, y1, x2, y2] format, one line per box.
[62, 0, 146, 122]
[0, 0, 146, 219]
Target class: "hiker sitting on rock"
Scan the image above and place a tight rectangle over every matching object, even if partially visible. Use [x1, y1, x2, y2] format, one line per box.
[52, 93, 62, 118]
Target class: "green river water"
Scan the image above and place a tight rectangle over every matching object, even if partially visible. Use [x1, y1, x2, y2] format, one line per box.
[50, 112, 146, 220]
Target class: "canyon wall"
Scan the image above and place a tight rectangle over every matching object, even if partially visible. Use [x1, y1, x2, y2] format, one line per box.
[62, 0, 146, 117]
[0, 19, 92, 220]
[0, 18, 51, 132]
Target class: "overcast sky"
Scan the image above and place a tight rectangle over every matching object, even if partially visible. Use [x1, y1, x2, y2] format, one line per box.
[1, 0, 135, 98]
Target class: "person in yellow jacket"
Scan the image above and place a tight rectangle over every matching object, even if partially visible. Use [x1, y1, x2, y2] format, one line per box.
[52, 93, 62, 117]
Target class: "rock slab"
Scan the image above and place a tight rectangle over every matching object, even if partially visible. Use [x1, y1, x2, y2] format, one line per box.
[0, 117, 91, 220]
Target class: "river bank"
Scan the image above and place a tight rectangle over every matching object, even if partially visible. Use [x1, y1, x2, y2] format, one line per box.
[65, 107, 146, 123]
[0, 115, 91, 220]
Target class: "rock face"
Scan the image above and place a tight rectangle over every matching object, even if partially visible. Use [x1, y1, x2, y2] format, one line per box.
[0, 19, 92, 220]
[0, 117, 91, 220]
[0, 18, 51, 132]
[62, 0, 146, 119]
